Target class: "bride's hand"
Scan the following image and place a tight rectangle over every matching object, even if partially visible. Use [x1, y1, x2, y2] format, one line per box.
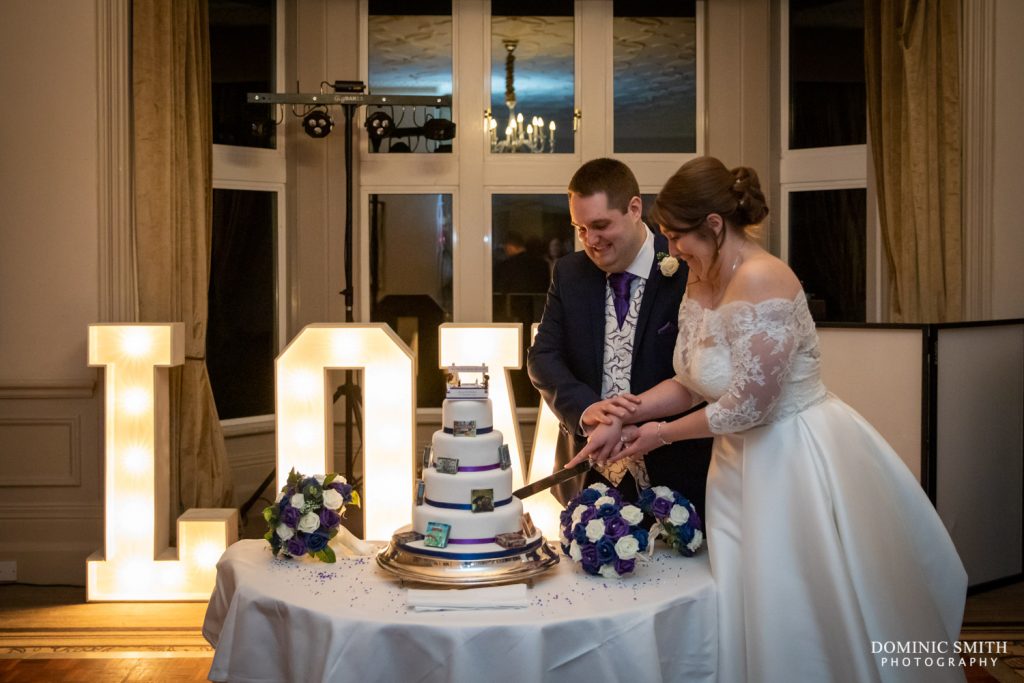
[565, 419, 623, 468]
[607, 422, 664, 464]
[580, 394, 642, 430]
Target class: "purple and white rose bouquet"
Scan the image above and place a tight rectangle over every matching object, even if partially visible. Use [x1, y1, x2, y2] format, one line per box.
[263, 468, 359, 563]
[638, 486, 704, 557]
[558, 483, 649, 578]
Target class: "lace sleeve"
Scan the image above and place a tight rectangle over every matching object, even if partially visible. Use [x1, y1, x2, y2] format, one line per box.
[704, 298, 804, 435]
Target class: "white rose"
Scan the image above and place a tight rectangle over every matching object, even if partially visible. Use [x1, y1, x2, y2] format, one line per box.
[569, 539, 582, 562]
[620, 504, 644, 525]
[652, 486, 672, 499]
[585, 519, 606, 543]
[614, 535, 640, 560]
[571, 506, 585, 524]
[276, 523, 294, 541]
[595, 495, 615, 508]
[599, 564, 621, 579]
[322, 488, 343, 510]
[659, 256, 680, 277]
[589, 483, 609, 495]
[290, 493, 305, 510]
[687, 529, 704, 552]
[297, 511, 320, 533]
[669, 504, 690, 526]
[560, 530, 570, 546]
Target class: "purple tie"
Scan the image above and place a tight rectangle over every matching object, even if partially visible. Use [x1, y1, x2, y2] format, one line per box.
[608, 271, 637, 329]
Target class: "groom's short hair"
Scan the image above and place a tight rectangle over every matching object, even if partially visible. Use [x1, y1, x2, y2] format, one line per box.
[568, 158, 640, 214]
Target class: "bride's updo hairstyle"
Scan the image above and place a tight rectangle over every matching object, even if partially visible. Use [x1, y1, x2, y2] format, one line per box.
[650, 156, 769, 270]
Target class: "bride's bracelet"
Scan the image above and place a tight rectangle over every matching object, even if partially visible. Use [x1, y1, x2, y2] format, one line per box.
[656, 422, 672, 446]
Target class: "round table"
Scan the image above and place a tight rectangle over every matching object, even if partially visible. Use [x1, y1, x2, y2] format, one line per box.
[203, 539, 717, 682]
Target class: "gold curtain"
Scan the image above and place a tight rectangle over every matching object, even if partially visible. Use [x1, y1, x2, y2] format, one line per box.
[132, 0, 233, 510]
[866, 0, 962, 322]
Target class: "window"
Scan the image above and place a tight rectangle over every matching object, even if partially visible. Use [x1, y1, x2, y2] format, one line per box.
[369, 193, 454, 407]
[209, 0, 286, 421]
[210, 0, 277, 149]
[207, 189, 278, 418]
[366, 0, 454, 153]
[780, 0, 872, 322]
[613, 1, 698, 153]
[489, 1, 575, 154]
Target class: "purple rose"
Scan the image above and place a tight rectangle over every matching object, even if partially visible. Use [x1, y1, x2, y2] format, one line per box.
[281, 506, 300, 527]
[614, 558, 636, 575]
[305, 530, 329, 552]
[606, 488, 624, 504]
[572, 523, 589, 545]
[604, 515, 630, 539]
[597, 503, 619, 519]
[559, 509, 573, 526]
[319, 507, 340, 529]
[579, 507, 597, 524]
[651, 497, 673, 518]
[286, 536, 307, 557]
[329, 482, 353, 499]
[580, 543, 598, 569]
[596, 537, 617, 564]
[579, 488, 601, 505]
[691, 509, 703, 530]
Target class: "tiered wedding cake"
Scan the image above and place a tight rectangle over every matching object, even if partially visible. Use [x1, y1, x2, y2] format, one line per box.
[391, 366, 542, 560]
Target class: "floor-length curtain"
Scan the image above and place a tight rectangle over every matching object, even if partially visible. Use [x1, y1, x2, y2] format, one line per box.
[132, 0, 233, 511]
[865, 0, 961, 322]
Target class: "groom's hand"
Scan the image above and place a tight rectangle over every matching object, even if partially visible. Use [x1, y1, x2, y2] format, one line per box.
[566, 418, 623, 468]
[580, 394, 642, 433]
[608, 421, 661, 464]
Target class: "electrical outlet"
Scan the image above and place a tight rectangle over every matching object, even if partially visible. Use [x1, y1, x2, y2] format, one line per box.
[0, 561, 16, 582]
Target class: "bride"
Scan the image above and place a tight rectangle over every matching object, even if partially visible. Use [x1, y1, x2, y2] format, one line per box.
[568, 157, 968, 682]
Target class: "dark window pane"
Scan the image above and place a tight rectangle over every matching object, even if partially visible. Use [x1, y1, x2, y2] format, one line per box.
[492, 194, 572, 406]
[613, 2, 697, 153]
[208, 189, 277, 419]
[210, 0, 276, 149]
[789, 188, 866, 322]
[789, 0, 865, 149]
[367, 1, 454, 154]
[489, 7, 574, 154]
[369, 194, 453, 407]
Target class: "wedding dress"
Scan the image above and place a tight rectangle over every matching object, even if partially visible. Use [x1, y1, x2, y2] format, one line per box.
[673, 291, 967, 683]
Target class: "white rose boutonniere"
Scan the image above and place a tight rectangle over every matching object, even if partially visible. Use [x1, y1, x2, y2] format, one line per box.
[657, 251, 680, 277]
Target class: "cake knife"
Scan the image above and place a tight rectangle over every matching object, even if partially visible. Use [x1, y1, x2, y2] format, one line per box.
[512, 460, 592, 500]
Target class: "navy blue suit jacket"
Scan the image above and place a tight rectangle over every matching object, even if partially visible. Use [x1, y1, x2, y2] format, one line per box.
[527, 231, 712, 514]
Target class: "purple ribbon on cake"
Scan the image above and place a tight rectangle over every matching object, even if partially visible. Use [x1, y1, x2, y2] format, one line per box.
[457, 463, 500, 472]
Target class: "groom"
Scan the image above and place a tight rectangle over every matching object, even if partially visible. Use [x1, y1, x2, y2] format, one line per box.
[527, 158, 712, 516]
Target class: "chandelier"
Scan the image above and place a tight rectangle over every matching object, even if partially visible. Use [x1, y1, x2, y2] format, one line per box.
[487, 40, 555, 153]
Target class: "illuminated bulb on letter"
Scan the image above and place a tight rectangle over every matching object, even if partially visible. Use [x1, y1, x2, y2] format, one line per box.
[122, 446, 149, 474]
[121, 329, 152, 358]
[120, 387, 150, 416]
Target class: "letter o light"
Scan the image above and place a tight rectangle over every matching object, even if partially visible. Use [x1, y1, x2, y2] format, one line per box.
[276, 324, 414, 541]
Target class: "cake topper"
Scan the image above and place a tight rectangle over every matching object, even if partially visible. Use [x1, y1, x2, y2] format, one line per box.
[445, 364, 489, 399]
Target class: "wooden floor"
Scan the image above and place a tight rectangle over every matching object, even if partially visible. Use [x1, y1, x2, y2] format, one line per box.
[0, 579, 1022, 682]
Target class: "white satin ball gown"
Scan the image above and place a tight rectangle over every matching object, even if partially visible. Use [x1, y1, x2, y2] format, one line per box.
[673, 291, 967, 683]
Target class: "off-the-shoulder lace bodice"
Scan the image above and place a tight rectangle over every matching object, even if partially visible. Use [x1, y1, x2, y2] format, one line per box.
[673, 291, 828, 434]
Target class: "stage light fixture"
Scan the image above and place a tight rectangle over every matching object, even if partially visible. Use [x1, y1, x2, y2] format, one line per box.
[302, 107, 334, 138]
[364, 111, 394, 152]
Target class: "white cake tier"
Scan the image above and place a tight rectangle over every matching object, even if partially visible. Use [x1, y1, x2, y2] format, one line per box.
[431, 430, 503, 468]
[422, 467, 513, 506]
[441, 398, 493, 431]
[413, 497, 524, 547]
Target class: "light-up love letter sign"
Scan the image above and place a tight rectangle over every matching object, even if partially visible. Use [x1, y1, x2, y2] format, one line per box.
[276, 324, 414, 541]
[439, 324, 526, 490]
[526, 324, 565, 539]
[87, 324, 237, 601]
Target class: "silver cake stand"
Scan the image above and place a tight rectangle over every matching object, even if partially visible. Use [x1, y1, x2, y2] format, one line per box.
[376, 537, 560, 587]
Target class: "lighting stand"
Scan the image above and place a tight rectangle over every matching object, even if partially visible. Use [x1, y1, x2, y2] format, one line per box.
[237, 88, 453, 523]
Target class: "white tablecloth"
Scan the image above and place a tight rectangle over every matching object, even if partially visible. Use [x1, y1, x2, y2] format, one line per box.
[203, 539, 717, 683]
